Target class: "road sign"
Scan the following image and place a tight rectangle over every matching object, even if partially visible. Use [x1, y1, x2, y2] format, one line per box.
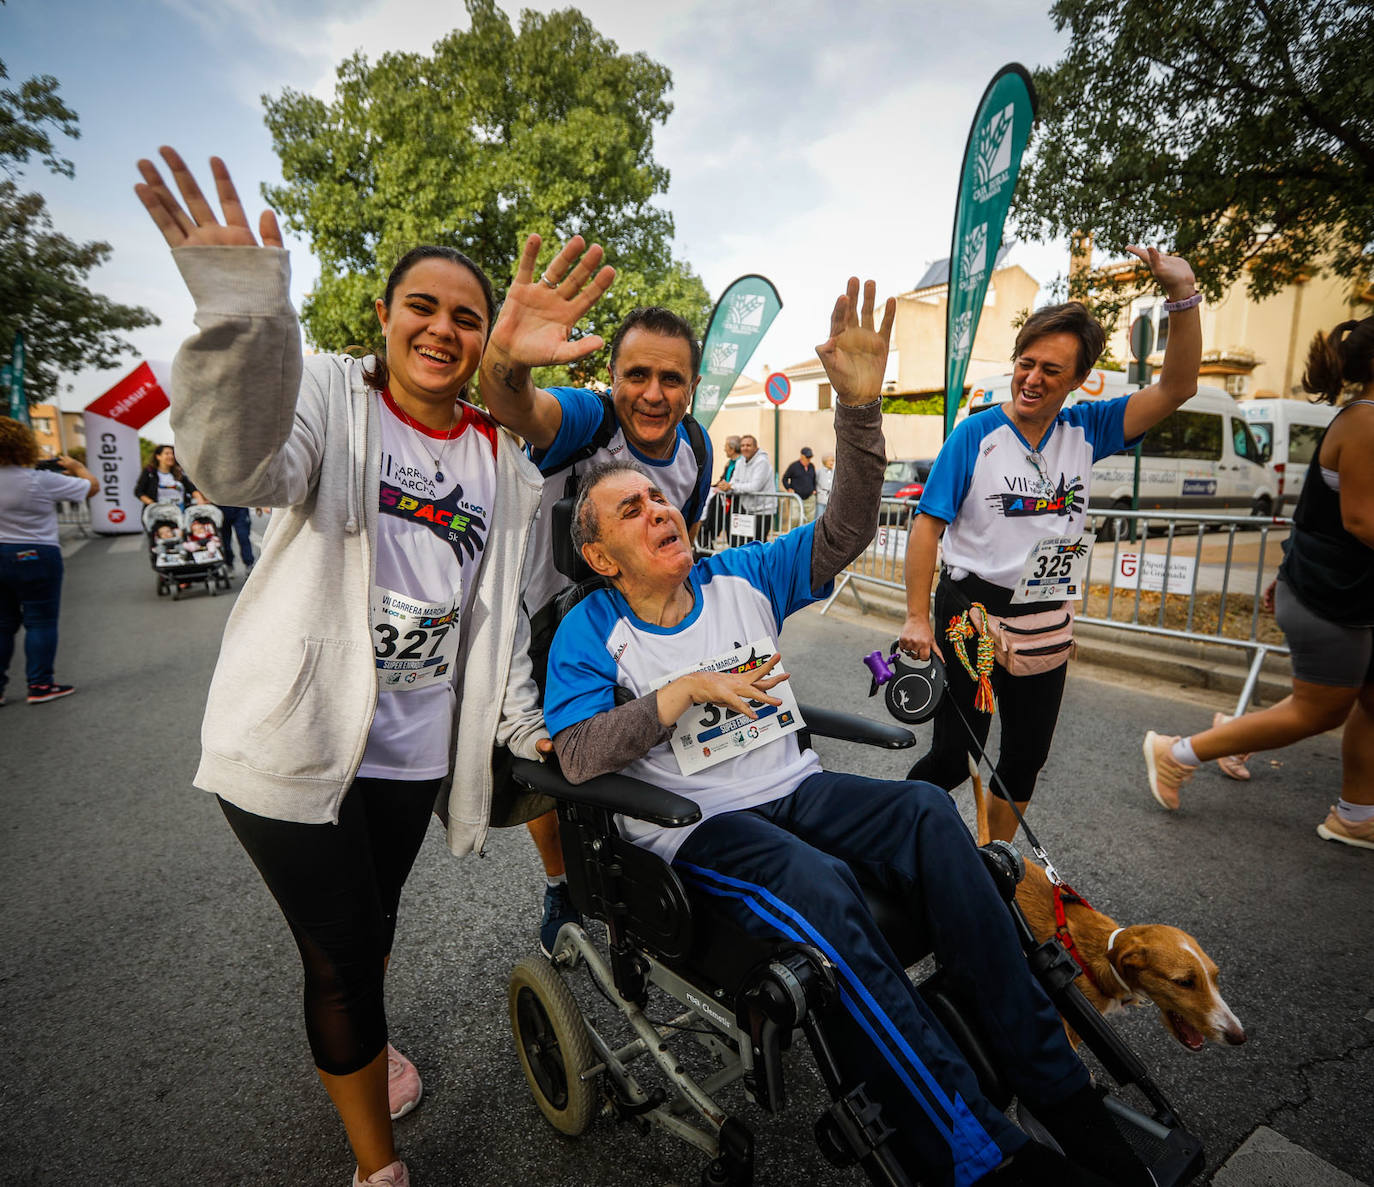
[764, 372, 791, 406]
[1129, 315, 1154, 361]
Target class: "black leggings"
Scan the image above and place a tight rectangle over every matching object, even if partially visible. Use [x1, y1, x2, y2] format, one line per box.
[906, 579, 1067, 803]
[219, 777, 440, 1076]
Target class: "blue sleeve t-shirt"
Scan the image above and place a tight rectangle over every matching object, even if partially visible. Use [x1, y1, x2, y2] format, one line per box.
[921, 395, 1135, 589]
[544, 524, 831, 861]
[523, 387, 714, 618]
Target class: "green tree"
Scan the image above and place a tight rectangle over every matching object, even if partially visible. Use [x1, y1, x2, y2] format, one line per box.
[0, 59, 158, 405]
[1015, 0, 1374, 330]
[262, 0, 710, 386]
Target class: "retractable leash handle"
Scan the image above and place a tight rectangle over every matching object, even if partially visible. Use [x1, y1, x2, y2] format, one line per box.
[863, 643, 947, 726]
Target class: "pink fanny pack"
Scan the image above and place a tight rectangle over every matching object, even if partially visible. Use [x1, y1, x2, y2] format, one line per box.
[972, 603, 1076, 677]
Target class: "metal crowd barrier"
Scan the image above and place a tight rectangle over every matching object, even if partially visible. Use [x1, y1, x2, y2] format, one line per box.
[819, 501, 1292, 716]
[56, 500, 92, 537]
[695, 489, 808, 554]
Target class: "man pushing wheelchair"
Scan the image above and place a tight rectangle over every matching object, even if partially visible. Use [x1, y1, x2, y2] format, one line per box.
[541, 278, 1154, 1187]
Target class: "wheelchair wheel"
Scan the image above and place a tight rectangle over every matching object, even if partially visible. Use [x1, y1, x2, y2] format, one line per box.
[508, 956, 598, 1136]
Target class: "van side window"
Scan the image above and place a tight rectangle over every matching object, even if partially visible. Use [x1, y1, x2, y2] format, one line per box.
[1173, 411, 1223, 460]
[1231, 418, 1259, 462]
[1288, 424, 1323, 465]
[1247, 421, 1274, 461]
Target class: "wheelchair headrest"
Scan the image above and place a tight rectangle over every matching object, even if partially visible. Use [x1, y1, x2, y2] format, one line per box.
[552, 492, 596, 584]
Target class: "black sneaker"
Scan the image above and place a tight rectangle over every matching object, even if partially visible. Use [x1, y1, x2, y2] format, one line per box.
[539, 882, 582, 958]
[27, 683, 76, 704]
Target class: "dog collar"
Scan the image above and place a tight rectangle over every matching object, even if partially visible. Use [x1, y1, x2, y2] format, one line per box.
[1106, 928, 1147, 1003]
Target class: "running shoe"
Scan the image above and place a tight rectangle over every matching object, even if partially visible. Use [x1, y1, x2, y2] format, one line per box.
[27, 683, 75, 704]
[352, 1160, 409, 1187]
[1317, 808, 1374, 851]
[387, 1043, 422, 1120]
[1143, 731, 1195, 811]
[1212, 712, 1252, 780]
[540, 882, 582, 958]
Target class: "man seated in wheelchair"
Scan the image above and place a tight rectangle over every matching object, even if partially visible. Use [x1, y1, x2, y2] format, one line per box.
[542, 280, 1153, 1187]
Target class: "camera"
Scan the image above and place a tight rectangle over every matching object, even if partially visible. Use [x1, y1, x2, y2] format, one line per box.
[35, 457, 66, 473]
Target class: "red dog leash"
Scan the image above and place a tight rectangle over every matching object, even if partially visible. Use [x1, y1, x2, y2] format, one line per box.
[1051, 882, 1109, 997]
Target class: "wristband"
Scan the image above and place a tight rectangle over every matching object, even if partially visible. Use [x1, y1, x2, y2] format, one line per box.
[1162, 291, 1202, 313]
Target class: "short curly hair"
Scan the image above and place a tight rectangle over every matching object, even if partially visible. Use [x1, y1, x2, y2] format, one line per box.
[0, 417, 40, 467]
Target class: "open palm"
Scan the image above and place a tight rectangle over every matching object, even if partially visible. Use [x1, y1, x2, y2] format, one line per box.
[816, 278, 896, 405]
[135, 147, 282, 249]
[491, 233, 616, 367]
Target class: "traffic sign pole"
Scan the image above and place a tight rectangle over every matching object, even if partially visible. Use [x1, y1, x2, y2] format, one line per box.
[1127, 314, 1156, 544]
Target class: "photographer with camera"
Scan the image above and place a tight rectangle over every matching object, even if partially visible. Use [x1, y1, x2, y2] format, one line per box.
[0, 417, 97, 705]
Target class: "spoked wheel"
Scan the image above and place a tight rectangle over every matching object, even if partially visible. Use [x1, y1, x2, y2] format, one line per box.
[508, 956, 598, 1136]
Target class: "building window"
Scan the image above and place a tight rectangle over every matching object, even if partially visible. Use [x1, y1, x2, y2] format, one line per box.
[1223, 373, 1248, 397]
[32, 417, 53, 435]
[818, 382, 832, 411]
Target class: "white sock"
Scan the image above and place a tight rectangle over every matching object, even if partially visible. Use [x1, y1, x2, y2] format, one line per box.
[1336, 799, 1374, 824]
[546, 874, 568, 888]
[1170, 737, 1200, 767]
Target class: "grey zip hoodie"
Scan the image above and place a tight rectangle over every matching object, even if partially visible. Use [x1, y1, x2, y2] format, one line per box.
[169, 245, 547, 857]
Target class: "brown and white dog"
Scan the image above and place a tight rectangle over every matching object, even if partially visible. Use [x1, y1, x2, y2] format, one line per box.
[969, 762, 1246, 1051]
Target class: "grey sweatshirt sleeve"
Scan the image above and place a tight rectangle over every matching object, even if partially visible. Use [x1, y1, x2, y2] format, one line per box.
[810, 398, 886, 586]
[553, 695, 670, 784]
[169, 246, 322, 508]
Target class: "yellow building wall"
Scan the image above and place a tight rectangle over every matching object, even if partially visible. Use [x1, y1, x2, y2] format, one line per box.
[892, 265, 1040, 393]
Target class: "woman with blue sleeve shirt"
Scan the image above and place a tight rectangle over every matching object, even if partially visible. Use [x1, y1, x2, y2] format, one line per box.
[899, 247, 1203, 841]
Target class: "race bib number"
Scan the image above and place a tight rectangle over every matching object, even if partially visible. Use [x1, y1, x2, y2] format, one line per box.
[1011, 533, 1095, 603]
[371, 586, 461, 691]
[655, 637, 806, 776]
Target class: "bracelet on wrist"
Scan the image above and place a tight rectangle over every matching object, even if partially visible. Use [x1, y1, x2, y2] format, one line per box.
[1162, 291, 1202, 313]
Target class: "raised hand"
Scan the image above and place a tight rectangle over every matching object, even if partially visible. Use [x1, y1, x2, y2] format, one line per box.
[490, 233, 616, 368]
[815, 278, 896, 406]
[135, 148, 282, 249]
[1125, 245, 1196, 302]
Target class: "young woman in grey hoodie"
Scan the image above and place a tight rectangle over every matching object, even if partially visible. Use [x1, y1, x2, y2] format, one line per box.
[135, 148, 550, 1187]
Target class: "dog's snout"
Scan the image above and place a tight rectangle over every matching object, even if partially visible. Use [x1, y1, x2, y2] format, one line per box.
[1223, 1024, 1247, 1046]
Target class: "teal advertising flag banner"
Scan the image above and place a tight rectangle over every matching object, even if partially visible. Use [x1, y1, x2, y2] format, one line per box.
[692, 275, 782, 431]
[944, 64, 1037, 440]
[5, 331, 28, 426]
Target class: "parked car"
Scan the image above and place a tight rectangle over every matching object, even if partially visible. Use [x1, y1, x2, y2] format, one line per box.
[879, 458, 934, 525]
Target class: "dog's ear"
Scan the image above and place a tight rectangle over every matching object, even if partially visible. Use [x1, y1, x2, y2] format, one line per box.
[1114, 931, 1151, 976]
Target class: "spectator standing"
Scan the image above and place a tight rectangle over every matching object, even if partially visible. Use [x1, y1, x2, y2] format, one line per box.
[782, 445, 818, 522]
[815, 452, 835, 512]
[723, 433, 775, 543]
[134, 443, 206, 508]
[0, 417, 98, 704]
[216, 504, 256, 571]
[701, 434, 741, 548]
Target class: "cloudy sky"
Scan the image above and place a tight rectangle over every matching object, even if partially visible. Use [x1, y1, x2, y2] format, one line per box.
[5, 0, 1074, 439]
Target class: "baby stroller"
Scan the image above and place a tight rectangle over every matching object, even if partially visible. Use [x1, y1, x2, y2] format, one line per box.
[143, 502, 232, 600]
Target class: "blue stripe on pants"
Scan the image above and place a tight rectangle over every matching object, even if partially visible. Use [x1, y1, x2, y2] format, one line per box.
[673, 773, 1088, 1186]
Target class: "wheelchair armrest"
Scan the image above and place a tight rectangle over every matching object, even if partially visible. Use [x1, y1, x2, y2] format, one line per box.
[510, 758, 702, 829]
[798, 705, 916, 750]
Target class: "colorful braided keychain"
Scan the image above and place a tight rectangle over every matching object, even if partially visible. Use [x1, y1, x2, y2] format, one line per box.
[946, 603, 996, 714]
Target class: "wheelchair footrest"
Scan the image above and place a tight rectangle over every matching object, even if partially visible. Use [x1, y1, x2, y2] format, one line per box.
[814, 1083, 895, 1170]
[1101, 1094, 1204, 1187]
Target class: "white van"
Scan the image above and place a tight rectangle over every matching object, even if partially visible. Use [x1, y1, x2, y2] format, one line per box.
[958, 374, 1277, 531]
[1240, 398, 1337, 512]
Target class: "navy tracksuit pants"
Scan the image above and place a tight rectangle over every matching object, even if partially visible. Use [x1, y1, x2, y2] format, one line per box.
[674, 773, 1087, 1187]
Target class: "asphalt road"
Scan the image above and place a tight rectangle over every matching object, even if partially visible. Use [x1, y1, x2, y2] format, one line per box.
[2, 531, 1370, 1186]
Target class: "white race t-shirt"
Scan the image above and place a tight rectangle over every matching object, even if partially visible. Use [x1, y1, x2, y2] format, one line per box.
[919, 398, 1134, 589]
[357, 390, 498, 780]
[156, 471, 187, 507]
[544, 525, 831, 862]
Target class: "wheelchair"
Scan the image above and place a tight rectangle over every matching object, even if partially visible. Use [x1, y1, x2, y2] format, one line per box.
[505, 507, 1204, 1187]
